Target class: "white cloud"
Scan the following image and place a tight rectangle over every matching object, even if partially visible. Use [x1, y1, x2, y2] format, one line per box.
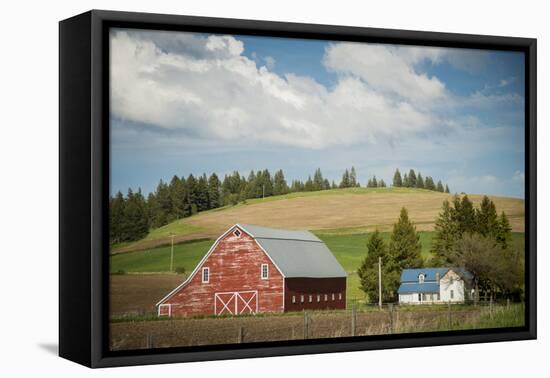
[513, 170, 525, 183]
[111, 31, 443, 149]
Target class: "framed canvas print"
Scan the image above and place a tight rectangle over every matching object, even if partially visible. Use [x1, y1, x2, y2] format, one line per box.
[59, 10, 537, 368]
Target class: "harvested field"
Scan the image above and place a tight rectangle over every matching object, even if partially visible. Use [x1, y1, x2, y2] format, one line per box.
[110, 274, 184, 317]
[113, 188, 524, 254]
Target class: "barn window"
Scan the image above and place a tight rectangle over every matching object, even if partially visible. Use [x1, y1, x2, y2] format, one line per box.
[202, 267, 209, 283]
[418, 273, 425, 284]
[233, 229, 241, 237]
[300, 295, 304, 303]
[338, 293, 342, 300]
[261, 264, 269, 279]
[309, 295, 313, 303]
[324, 294, 328, 301]
[292, 296, 296, 304]
[332, 293, 335, 301]
[317, 294, 321, 302]
[450, 290, 454, 299]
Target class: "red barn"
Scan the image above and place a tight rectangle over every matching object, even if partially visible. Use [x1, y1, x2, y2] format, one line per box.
[156, 224, 347, 317]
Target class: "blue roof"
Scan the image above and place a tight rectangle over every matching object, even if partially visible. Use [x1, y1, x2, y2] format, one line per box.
[398, 282, 440, 294]
[400, 268, 449, 283]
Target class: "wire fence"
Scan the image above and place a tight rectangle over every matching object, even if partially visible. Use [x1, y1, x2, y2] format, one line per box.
[110, 300, 524, 351]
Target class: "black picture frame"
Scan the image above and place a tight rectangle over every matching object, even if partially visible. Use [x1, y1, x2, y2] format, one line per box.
[59, 9, 537, 368]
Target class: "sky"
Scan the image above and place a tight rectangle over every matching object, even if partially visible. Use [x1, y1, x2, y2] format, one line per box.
[109, 28, 526, 198]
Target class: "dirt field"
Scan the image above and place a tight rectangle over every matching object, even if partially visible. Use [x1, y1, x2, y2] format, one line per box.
[110, 274, 184, 317]
[114, 189, 524, 253]
[110, 306, 495, 351]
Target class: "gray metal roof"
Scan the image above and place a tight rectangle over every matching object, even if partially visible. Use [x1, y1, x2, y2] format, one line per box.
[238, 224, 346, 278]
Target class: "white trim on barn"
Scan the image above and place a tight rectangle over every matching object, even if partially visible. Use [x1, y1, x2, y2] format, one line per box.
[158, 303, 172, 317]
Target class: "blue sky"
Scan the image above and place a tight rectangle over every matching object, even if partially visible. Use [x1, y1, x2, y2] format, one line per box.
[110, 29, 525, 198]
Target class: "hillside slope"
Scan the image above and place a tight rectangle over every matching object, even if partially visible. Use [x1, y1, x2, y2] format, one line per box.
[113, 187, 524, 253]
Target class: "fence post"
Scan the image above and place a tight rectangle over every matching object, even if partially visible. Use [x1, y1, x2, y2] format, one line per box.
[303, 311, 309, 340]
[447, 301, 452, 329]
[238, 326, 244, 343]
[146, 333, 154, 349]
[389, 304, 394, 334]
[351, 303, 356, 337]
[490, 296, 494, 319]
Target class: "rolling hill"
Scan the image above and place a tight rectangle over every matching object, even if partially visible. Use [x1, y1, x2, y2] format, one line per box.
[112, 187, 525, 254]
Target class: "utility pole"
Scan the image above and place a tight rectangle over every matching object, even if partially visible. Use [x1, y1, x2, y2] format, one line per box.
[378, 256, 382, 309]
[170, 233, 175, 273]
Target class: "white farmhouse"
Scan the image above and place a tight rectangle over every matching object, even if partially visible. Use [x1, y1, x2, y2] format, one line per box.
[398, 268, 473, 304]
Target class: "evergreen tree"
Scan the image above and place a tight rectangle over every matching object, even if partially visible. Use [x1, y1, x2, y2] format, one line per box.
[186, 175, 198, 213]
[357, 230, 396, 302]
[208, 173, 222, 209]
[350, 166, 358, 187]
[445, 184, 450, 193]
[331, 180, 338, 189]
[456, 195, 476, 234]
[436, 180, 444, 192]
[431, 200, 460, 266]
[122, 188, 149, 241]
[273, 169, 289, 196]
[379, 179, 386, 188]
[196, 174, 210, 211]
[169, 175, 187, 219]
[393, 169, 402, 187]
[402, 173, 409, 187]
[372, 175, 378, 188]
[416, 173, 425, 189]
[323, 178, 331, 190]
[388, 207, 423, 270]
[340, 169, 350, 188]
[313, 168, 324, 191]
[305, 176, 314, 191]
[260, 169, 273, 197]
[408, 169, 417, 188]
[476, 196, 498, 237]
[110, 191, 125, 244]
[495, 211, 512, 249]
[424, 176, 436, 191]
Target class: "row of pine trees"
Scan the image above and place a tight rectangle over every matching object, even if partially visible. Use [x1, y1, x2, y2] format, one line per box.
[392, 168, 450, 193]
[357, 195, 521, 303]
[110, 167, 450, 244]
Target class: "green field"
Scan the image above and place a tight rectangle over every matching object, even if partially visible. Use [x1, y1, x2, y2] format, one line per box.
[110, 230, 524, 305]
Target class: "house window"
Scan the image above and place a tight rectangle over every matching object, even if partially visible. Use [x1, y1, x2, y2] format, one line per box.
[309, 295, 313, 303]
[261, 264, 269, 279]
[418, 293, 422, 302]
[419, 274, 425, 284]
[300, 295, 304, 303]
[332, 293, 335, 301]
[450, 290, 454, 299]
[324, 294, 328, 301]
[292, 296, 296, 304]
[317, 294, 321, 302]
[436, 293, 440, 301]
[233, 229, 241, 237]
[202, 267, 209, 283]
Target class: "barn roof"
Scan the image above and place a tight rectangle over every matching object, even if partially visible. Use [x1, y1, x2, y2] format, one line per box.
[238, 224, 347, 278]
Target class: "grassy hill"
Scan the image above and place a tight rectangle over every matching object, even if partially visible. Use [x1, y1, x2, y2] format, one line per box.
[112, 187, 524, 254]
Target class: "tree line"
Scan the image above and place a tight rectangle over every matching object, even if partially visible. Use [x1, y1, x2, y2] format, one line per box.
[392, 168, 450, 193]
[110, 167, 356, 244]
[357, 195, 522, 303]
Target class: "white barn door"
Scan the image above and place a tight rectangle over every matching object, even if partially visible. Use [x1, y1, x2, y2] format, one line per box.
[214, 291, 258, 315]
